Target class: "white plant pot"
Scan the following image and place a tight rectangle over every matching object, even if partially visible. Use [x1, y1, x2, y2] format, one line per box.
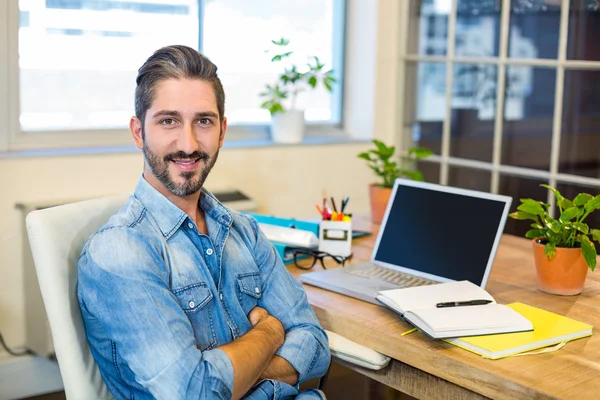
[270, 110, 305, 144]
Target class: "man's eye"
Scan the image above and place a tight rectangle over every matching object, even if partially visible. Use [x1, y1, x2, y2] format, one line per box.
[198, 118, 211, 125]
[161, 118, 176, 125]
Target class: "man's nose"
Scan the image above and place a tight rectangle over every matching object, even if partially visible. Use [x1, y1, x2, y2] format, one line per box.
[177, 123, 199, 154]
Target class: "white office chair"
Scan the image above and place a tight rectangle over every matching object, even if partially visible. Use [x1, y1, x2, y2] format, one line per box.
[26, 194, 130, 400]
[26, 195, 390, 399]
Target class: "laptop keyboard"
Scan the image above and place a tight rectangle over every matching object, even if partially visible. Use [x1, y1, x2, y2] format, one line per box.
[346, 264, 438, 288]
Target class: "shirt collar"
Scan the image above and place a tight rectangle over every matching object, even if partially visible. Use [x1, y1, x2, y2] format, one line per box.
[134, 175, 232, 239]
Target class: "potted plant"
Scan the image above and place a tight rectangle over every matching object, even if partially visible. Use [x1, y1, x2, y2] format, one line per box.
[509, 184, 600, 295]
[259, 38, 336, 144]
[358, 139, 433, 224]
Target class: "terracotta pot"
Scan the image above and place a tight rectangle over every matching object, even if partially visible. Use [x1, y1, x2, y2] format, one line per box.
[369, 184, 392, 224]
[531, 239, 589, 295]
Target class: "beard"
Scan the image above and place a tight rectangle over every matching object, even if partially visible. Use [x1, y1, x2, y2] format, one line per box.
[143, 143, 219, 197]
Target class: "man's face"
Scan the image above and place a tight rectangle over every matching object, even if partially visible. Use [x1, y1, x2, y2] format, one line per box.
[131, 78, 226, 197]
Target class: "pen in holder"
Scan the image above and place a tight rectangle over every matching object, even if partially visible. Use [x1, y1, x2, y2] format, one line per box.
[318, 220, 352, 257]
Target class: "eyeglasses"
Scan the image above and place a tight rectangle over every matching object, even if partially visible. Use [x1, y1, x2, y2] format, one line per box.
[289, 247, 353, 270]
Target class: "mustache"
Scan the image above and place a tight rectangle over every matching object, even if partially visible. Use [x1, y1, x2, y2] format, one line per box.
[164, 151, 210, 162]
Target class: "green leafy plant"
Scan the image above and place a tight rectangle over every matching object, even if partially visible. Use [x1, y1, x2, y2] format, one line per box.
[509, 184, 600, 271]
[357, 139, 433, 188]
[259, 38, 336, 115]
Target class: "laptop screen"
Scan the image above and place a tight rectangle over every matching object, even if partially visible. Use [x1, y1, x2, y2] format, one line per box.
[373, 179, 512, 288]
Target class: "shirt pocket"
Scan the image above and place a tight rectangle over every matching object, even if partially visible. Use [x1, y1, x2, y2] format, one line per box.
[173, 282, 217, 351]
[236, 272, 263, 315]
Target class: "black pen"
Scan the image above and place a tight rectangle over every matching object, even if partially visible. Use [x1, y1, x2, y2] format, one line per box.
[436, 299, 493, 308]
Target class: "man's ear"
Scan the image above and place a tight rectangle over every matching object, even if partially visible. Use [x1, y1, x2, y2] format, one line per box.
[130, 116, 144, 150]
[219, 117, 228, 148]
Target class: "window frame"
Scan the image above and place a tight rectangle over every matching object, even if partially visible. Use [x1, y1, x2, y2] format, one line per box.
[398, 0, 600, 215]
[1, 0, 347, 153]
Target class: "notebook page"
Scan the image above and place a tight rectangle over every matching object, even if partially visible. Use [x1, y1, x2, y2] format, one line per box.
[409, 304, 530, 332]
[378, 280, 494, 313]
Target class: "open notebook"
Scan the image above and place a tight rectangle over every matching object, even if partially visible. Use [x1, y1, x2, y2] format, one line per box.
[376, 281, 533, 339]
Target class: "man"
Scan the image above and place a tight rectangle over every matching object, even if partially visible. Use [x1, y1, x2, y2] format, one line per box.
[77, 45, 330, 399]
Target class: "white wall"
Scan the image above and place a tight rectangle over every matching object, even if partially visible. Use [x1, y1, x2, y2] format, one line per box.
[0, 0, 402, 354]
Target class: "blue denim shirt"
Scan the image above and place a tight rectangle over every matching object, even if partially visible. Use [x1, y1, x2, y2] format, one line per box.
[77, 177, 330, 399]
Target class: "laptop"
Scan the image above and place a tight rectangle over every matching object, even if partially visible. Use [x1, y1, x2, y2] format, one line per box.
[300, 178, 512, 304]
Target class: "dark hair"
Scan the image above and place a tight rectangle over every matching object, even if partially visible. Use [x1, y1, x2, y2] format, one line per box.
[134, 45, 225, 125]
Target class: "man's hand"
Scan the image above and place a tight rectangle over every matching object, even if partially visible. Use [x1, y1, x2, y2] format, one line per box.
[219, 307, 287, 399]
[248, 306, 269, 326]
[249, 307, 299, 386]
[248, 307, 284, 348]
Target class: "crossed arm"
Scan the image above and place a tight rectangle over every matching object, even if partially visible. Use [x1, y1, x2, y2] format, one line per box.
[219, 306, 298, 399]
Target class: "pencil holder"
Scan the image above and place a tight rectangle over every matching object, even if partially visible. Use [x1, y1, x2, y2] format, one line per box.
[318, 220, 352, 257]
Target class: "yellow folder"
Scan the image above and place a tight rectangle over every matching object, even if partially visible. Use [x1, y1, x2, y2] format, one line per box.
[445, 302, 593, 360]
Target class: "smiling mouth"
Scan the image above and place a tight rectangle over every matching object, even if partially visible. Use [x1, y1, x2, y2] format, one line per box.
[172, 158, 200, 165]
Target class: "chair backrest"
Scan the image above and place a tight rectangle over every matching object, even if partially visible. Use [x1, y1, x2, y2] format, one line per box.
[26, 195, 130, 400]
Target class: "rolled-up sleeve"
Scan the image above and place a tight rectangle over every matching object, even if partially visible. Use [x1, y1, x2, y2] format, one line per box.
[78, 227, 234, 400]
[247, 217, 331, 382]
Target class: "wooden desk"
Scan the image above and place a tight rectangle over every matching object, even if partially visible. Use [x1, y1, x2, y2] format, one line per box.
[289, 220, 600, 400]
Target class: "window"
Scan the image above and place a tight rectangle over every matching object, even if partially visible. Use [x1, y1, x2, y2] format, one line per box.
[3, 0, 345, 150]
[401, 0, 600, 237]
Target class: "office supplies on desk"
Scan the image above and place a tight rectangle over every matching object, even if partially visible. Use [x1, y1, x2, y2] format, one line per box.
[445, 302, 593, 359]
[248, 214, 319, 264]
[376, 280, 532, 339]
[258, 223, 319, 248]
[436, 299, 493, 308]
[300, 178, 512, 304]
[319, 220, 352, 257]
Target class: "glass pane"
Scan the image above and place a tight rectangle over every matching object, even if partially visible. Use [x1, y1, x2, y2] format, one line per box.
[417, 160, 441, 184]
[455, 0, 502, 57]
[556, 182, 600, 235]
[448, 166, 491, 192]
[559, 70, 600, 177]
[498, 175, 548, 237]
[405, 62, 447, 155]
[19, 0, 199, 131]
[567, 0, 600, 61]
[509, 0, 561, 59]
[407, 0, 451, 55]
[203, 0, 338, 124]
[450, 63, 497, 162]
[502, 67, 556, 170]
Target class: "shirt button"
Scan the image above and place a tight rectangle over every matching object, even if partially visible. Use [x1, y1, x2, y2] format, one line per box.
[188, 301, 195, 309]
[219, 293, 223, 300]
[255, 287, 260, 294]
[206, 248, 213, 256]
[188, 223, 193, 229]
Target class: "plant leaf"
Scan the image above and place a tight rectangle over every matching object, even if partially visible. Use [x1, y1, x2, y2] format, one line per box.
[308, 76, 317, 88]
[559, 207, 579, 222]
[357, 152, 372, 161]
[544, 242, 556, 259]
[408, 147, 434, 159]
[548, 220, 562, 233]
[560, 198, 573, 210]
[580, 235, 596, 271]
[272, 38, 289, 46]
[573, 193, 594, 206]
[525, 229, 545, 239]
[591, 229, 600, 243]
[541, 184, 563, 203]
[509, 211, 538, 221]
[572, 222, 589, 235]
[584, 195, 600, 212]
[517, 201, 545, 216]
